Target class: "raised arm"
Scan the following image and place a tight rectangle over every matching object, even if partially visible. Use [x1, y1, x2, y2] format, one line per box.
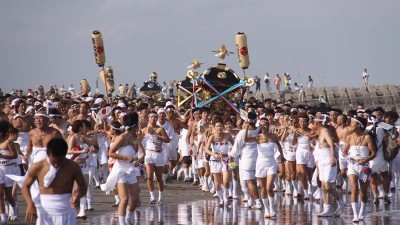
[244, 125, 257, 142]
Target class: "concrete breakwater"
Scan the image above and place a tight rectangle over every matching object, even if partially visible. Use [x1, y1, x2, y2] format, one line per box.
[251, 84, 400, 112]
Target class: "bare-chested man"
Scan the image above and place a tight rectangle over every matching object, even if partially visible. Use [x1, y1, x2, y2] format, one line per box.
[264, 109, 279, 133]
[11, 100, 35, 167]
[314, 114, 344, 217]
[22, 138, 87, 225]
[67, 108, 76, 125]
[156, 108, 175, 185]
[188, 107, 212, 192]
[48, 108, 69, 139]
[72, 102, 95, 128]
[328, 110, 340, 129]
[25, 109, 63, 166]
[336, 114, 351, 191]
[137, 103, 150, 129]
[165, 105, 190, 179]
[184, 108, 201, 185]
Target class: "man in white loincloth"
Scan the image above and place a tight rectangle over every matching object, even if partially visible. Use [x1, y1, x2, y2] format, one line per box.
[22, 138, 87, 225]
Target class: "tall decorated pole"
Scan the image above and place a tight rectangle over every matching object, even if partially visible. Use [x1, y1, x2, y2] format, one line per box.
[92, 30, 106, 69]
[235, 32, 254, 100]
[91, 30, 114, 100]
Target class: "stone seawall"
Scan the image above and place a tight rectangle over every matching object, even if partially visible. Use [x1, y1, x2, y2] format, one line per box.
[251, 84, 400, 112]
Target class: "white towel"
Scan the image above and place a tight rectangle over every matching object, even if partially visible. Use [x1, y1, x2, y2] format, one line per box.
[43, 158, 59, 188]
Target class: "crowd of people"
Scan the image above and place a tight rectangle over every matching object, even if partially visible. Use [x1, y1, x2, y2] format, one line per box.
[0, 85, 399, 225]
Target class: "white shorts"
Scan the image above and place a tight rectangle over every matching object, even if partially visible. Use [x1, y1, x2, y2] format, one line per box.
[296, 149, 311, 165]
[347, 160, 369, 179]
[318, 160, 337, 183]
[284, 147, 296, 162]
[195, 151, 206, 168]
[144, 151, 165, 167]
[240, 169, 256, 181]
[117, 172, 137, 184]
[296, 149, 315, 168]
[256, 161, 277, 178]
[210, 159, 229, 174]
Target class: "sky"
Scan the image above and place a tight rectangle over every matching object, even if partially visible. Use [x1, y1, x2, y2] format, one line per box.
[0, 0, 399, 94]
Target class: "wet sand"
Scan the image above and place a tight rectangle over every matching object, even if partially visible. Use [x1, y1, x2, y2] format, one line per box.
[9, 179, 400, 225]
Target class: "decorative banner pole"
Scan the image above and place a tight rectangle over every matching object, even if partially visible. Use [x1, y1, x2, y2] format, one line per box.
[91, 30, 115, 100]
[99, 66, 115, 94]
[80, 79, 89, 95]
[236, 32, 254, 101]
[91, 30, 106, 70]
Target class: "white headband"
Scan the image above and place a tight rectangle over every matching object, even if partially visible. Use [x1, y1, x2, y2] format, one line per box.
[111, 124, 136, 132]
[315, 114, 329, 125]
[148, 112, 158, 117]
[34, 113, 49, 119]
[351, 117, 364, 128]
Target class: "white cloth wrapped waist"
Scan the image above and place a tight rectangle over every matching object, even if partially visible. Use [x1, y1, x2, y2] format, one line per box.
[17, 132, 30, 151]
[39, 194, 74, 215]
[297, 143, 309, 150]
[101, 160, 134, 194]
[318, 147, 331, 159]
[31, 147, 47, 165]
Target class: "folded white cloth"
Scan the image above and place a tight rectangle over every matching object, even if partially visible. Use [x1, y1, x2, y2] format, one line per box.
[43, 157, 59, 188]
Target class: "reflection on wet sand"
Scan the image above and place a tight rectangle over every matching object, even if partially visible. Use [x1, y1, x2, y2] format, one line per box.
[80, 191, 400, 225]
